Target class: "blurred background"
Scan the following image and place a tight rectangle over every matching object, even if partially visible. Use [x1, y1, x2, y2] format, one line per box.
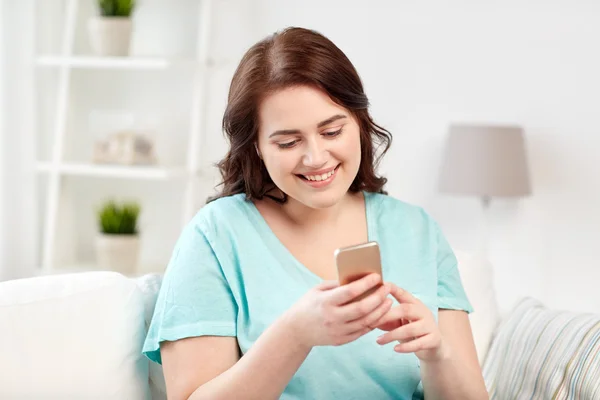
[1, 0, 599, 317]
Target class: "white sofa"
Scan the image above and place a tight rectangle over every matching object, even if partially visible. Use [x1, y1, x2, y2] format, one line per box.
[0, 251, 501, 400]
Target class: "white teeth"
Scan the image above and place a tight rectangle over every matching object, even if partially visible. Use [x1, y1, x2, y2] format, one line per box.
[303, 168, 336, 181]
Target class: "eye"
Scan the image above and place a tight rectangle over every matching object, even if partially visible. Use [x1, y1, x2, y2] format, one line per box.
[323, 128, 343, 137]
[277, 140, 299, 149]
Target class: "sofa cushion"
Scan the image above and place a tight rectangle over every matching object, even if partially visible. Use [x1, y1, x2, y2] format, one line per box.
[454, 250, 501, 365]
[0, 271, 149, 399]
[134, 273, 167, 399]
[482, 297, 600, 399]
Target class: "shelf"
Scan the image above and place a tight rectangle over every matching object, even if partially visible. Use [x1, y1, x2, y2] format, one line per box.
[36, 162, 192, 180]
[36, 55, 197, 70]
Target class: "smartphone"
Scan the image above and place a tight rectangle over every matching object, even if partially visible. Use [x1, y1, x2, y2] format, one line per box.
[334, 241, 383, 303]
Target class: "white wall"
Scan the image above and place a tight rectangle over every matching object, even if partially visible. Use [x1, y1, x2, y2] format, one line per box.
[0, 0, 5, 280]
[241, 0, 600, 315]
[15, 0, 600, 314]
[0, 0, 37, 281]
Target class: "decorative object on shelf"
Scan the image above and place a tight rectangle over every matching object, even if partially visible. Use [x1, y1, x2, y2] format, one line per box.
[95, 200, 141, 275]
[88, 0, 136, 57]
[93, 131, 157, 166]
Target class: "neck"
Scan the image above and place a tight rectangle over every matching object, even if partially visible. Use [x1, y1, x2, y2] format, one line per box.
[281, 192, 355, 228]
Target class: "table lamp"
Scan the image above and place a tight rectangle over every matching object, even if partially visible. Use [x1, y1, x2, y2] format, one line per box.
[438, 124, 532, 254]
[439, 124, 531, 206]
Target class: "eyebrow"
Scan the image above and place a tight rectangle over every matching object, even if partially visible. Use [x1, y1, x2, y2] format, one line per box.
[268, 114, 347, 138]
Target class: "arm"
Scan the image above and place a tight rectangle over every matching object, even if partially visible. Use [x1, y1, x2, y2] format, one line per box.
[162, 276, 391, 400]
[420, 218, 487, 398]
[420, 309, 488, 400]
[161, 311, 311, 400]
[149, 221, 310, 400]
[375, 286, 488, 399]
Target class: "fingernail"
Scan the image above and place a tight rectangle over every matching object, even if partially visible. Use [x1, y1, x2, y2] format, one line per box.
[376, 335, 384, 343]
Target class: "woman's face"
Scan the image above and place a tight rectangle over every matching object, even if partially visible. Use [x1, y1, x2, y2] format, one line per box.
[257, 85, 362, 209]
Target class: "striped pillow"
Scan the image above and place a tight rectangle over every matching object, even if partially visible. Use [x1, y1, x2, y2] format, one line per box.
[482, 297, 600, 399]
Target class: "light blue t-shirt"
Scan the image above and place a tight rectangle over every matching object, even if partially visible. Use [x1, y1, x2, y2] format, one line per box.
[142, 192, 473, 399]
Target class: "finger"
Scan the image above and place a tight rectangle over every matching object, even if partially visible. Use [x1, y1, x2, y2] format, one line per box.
[316, 280, 340, 291]
[327, 273, 382, 306]
[387, 283, 418, 305]
[373, 303, 421, 329]
[334, 326, 372, 347]
[344, 298, 393, 334]
[337, 282, 390, 322]
[376, 316, 411, 332]
[376, 320, 402, 332]
[393, 333, 438, 353]
[376, 319, 428, 346]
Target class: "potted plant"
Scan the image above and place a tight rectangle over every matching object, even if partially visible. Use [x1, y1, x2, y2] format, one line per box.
[95, 200, 141, 274]
[88, 0, 136, 56]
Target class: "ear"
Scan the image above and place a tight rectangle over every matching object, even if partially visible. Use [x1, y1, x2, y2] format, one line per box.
[255, 142, 262, 159]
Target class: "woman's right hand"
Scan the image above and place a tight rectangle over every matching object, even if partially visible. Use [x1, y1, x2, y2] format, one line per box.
[286, 273, 393, 348]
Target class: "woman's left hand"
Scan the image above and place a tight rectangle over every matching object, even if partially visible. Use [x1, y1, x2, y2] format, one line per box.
[374, 283, 449, 362]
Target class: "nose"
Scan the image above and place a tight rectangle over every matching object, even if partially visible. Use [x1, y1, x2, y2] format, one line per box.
[302, 137, 328, 168]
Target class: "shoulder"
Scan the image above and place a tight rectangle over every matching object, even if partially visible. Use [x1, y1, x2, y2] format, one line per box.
[366, 192, 437, 234]
[188, 193, 252, 238]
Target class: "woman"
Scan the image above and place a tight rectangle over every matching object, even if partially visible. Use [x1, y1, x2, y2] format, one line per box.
[143, 27, 488, 399]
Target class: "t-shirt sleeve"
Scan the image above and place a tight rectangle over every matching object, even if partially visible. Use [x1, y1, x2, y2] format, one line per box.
[434, 222, 474, 313]
[142, 218, 238, 364]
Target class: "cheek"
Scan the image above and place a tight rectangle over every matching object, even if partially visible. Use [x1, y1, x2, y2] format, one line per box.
[339, 130, 362, 160]
[264, 150, 298, 177]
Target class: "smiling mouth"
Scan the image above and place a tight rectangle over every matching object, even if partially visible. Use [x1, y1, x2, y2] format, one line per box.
[296, 165, 340, 182]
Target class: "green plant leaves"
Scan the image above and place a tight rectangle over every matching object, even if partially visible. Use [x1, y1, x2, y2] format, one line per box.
[97, 200, 140, 235]
[98, 0, 135, 17]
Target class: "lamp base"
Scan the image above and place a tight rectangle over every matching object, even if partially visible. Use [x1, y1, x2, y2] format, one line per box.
[477, 196, 491, 259]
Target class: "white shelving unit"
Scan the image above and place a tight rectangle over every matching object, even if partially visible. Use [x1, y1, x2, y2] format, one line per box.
[35, 0, 214, 275]
[36, 55, 197, 70]
[36, 162, 191, 180]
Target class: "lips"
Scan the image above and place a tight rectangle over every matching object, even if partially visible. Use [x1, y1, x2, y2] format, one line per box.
[296, 164, 340, 188]
[296, 165, 339, 182]
[301, 169, 335, 182]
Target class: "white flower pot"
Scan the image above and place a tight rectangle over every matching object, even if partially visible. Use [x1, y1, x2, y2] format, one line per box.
[88, 17, 133, 57]
[95, 234, 140, 275]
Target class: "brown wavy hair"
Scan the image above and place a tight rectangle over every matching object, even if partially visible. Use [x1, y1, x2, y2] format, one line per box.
[210, 27, 392, 203]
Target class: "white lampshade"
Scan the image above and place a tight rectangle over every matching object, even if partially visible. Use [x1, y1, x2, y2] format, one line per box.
[438, 124, 531, 198]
